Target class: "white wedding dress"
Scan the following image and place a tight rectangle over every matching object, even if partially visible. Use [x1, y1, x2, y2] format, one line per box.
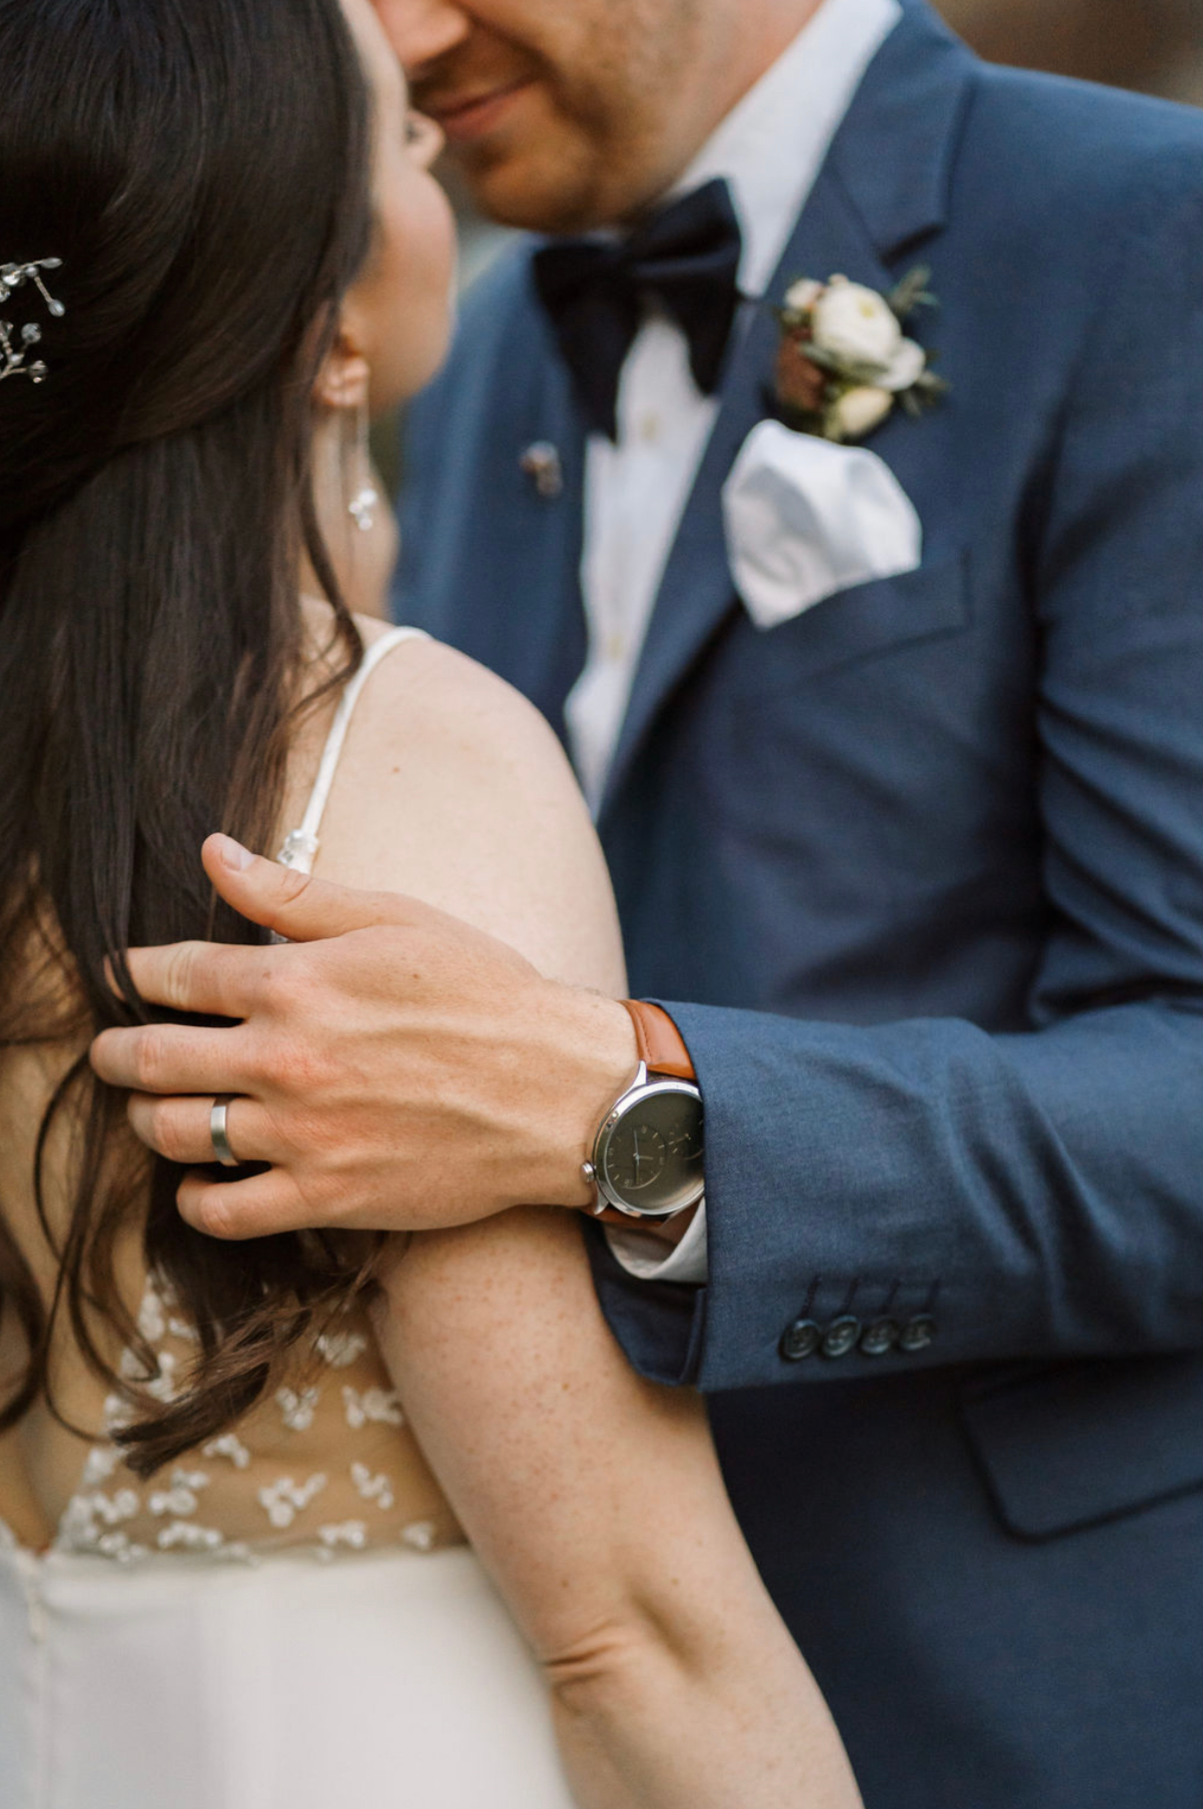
[0, 628, 577, 1809]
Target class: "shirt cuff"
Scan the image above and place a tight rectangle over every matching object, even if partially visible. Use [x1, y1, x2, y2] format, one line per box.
[604, 1199, 709, 1284]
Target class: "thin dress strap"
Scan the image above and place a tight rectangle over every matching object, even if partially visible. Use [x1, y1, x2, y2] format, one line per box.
[277, 626, 428, 876]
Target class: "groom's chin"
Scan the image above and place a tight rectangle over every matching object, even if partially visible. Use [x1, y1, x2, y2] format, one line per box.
[450, 123, 641, 238]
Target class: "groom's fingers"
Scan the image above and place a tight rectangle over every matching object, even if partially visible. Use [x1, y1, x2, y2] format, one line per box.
[115, 940, 271, 1021]
[201, 834, 433, 943]
[92, 843, 466, 1094]
[177, 1164, 311, 1243]
[91, 1021, 256, 1097]
[125, 1092, 282, 1170]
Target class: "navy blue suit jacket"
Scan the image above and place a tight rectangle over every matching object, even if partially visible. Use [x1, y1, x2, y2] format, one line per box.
[398, 6, 1203, 1802]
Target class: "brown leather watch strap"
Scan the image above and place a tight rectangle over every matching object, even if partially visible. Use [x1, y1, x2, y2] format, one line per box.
[620, 1000, 696, 1081]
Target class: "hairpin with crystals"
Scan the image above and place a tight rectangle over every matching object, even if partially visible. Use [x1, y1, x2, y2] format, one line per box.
[0, 258, 66, 386]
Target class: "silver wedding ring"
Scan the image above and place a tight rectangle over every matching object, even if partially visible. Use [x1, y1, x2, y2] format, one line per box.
[209, 1096, 240, 1168]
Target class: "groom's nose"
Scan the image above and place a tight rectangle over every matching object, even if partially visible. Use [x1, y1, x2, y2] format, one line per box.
[372, 0, 473, 72]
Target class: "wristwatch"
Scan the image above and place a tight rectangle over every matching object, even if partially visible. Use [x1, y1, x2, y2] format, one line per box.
[583, 1002, 705, 1221]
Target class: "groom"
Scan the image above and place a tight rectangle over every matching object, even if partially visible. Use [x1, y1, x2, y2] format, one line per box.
[95, 0, 1203, 1803]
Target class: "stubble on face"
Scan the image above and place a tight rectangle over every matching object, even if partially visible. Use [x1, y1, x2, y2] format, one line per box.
[410, 0, 720, 233]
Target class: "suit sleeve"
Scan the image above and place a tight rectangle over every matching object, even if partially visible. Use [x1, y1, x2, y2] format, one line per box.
[589, 173, 1203, 1391]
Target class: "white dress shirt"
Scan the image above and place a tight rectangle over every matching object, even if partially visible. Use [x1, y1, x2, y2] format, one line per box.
[587, 0, 903, 1284]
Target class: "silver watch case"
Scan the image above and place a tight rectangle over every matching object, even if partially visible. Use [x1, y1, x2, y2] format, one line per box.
[584, 1062, 705, 1220]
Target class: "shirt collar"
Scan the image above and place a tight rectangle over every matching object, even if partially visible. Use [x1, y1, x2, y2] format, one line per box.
[674, 0, 903, 299]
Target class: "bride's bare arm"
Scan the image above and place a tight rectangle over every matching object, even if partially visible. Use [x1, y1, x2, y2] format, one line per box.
[374, 1212, 860, 1809]
[293, 628, 862, 1808]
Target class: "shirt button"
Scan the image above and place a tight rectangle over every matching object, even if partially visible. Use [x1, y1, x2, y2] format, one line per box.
[604, 633, 626, 661]
[821, 1316, 861, 1360]
[637, 410, 663, 444]
[899, 1315, 937, 1354]
[780, 1319, 821, 1362]
[859, 1318, 899, 1358]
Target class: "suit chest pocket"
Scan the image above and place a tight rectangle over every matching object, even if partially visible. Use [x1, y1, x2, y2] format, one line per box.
[729, 547, 972, 696]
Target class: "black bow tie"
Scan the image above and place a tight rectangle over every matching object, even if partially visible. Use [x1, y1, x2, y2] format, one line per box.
[532, 177, 744, 442]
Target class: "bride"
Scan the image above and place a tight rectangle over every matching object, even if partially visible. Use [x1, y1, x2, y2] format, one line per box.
[0, 1, 862, 1804]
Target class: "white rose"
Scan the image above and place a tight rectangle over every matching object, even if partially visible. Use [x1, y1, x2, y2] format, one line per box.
[783, 278, 824, 316]
[827, 385, 894, 442]
[811, 277, 902, 372]
[879, 337, 927, 393]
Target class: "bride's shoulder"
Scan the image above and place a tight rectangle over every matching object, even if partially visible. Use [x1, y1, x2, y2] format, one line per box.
[351, 612, 567, 785]
[310, 612, 618, 975]
[299, 598, 561, 776]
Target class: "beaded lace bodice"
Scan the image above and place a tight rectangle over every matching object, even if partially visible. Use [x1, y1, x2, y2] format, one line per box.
[0, 626, 463, 1566]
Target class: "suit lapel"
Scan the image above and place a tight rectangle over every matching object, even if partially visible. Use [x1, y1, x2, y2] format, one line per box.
[597, 0, 975, 824]
[599, 163, 896, 818]
[504, 359, 590, 737]
[482, 323, 589, 738]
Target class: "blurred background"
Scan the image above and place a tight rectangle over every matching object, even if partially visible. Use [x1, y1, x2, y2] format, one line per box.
[938, 0, 1203, 103]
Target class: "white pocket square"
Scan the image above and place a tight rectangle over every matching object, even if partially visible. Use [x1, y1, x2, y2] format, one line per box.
[722, 420, 923, 631]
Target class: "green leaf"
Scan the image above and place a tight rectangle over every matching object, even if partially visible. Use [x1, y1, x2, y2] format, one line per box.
[793, 341, 842, 375]
[888, 265, 937, 322]
[800, 343, 890, 387]
[915, 369, 951, 399]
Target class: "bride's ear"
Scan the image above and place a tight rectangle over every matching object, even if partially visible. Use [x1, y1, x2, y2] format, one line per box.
[313, 318, 371, 413]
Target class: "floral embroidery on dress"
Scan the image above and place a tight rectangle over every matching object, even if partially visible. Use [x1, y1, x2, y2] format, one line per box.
[342, 1385, 403, 1429]
[351, 1463, 395, 1512]
[318, 1521, 369, 1554]
[120, 1343, 179, 1404]
[259, 1474, 329, 1530]
[203, 1432, 252, 1470]
[98, 1531, 150, 1564]
[81, 1445, 120, 1488]
[149, 1470, 210, 1518]
[157, 1520, 223, 1553]
[58, 1485, 148, 1565]
[103, 1391, 135, 1437]
[276, 1385, 321, 1432]
[402, 1521, 437, 1554]
[137, 1288, 167, 1343]
[64, 1486, 139, 1531]
[315, 1329, 369, 1369]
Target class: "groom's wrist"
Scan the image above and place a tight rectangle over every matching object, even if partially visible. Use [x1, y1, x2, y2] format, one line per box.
[526, 987, 640, 1210]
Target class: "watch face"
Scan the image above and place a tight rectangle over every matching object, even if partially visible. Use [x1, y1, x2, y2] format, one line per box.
[600, 1084, 704, 1215]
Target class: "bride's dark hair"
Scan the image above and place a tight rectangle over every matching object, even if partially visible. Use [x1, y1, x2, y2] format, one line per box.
[0, 0, 377, 1473]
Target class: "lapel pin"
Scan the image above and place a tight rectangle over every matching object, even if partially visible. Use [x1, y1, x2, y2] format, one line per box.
[520, 441, 564, 499]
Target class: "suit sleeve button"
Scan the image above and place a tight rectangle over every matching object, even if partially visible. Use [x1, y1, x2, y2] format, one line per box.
[821, 1316, 861, 1359]
[859, 1318, 899, 1357]
[780, 1318, 821, 1362]
[899, 1314, 937, 1353]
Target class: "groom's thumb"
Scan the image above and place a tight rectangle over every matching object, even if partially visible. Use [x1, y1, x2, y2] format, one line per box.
[202, 834, 422, 942]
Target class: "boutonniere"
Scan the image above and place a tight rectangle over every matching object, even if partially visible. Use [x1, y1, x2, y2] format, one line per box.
[771, 267, 948, 444]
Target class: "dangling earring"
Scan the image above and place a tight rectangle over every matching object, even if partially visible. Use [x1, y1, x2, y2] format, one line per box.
[347, 395, 378, 534]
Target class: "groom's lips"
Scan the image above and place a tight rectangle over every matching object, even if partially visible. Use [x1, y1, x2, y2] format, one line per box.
[424, 79, 534, 145]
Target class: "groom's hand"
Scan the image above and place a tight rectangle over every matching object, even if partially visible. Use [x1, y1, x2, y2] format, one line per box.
[90, 835, 637, 1240]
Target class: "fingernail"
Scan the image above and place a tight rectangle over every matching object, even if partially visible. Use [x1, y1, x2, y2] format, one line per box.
[214, 834, 254, 872]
